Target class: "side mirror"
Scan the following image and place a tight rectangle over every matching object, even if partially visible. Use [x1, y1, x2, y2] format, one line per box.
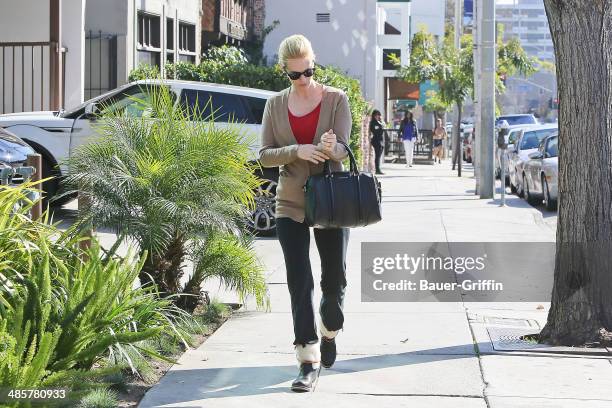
[528, 151, 543, 160]
[84, 102, 99, 118]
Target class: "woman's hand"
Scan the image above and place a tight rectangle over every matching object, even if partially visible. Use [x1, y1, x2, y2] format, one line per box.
[319, 129, 337, 153]
[297, 144, 330, 164]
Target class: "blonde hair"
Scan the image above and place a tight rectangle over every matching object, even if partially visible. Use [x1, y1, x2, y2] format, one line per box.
[278, 34, 316, 68]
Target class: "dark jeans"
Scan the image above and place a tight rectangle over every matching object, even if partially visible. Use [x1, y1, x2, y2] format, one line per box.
[373, 142, 384, 173]
[276, 217, 350, 347]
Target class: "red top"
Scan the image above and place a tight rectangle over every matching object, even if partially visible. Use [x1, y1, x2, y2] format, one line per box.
[288, 102, 322, 145]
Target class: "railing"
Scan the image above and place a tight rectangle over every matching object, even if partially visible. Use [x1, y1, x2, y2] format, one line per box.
[85, 31, 118, 100]
[0, 42, 66, 114]
[383, 128, 433, 163]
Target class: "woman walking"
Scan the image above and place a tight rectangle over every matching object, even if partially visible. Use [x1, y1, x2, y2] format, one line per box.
[258, 34, 351, 392]
[369, 109, 385, 175]
[399, 111, 419, 167]
[432, 118, 448, 164]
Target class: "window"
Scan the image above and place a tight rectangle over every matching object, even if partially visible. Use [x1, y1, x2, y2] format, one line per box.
[137, 12, 161, 67]
[545, 136, 558, 157]
[382, 49, 400, 70]
[180, 89, 251, 123]
[100, 85, 170, 117]
[167, 18, 175, 59]
[138, 12, 160, 48]
[178, 22, 196, 63]
[316, 13, 330, 23]
[242, 96, 267, 124]
[520, 129, 558, 150]
[179, 22, 196, 53]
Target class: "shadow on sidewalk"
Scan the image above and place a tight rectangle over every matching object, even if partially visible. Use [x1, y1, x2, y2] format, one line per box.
[142, 344, 482, 404]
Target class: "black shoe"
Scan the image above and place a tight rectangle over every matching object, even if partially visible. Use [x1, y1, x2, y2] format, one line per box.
[291, 363, 320, 392]
[375, 170, 385, 175]
[320, 337, 337, 368]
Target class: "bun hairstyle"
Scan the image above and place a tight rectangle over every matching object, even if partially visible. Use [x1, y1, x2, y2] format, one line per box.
[278, 34, 316, 68]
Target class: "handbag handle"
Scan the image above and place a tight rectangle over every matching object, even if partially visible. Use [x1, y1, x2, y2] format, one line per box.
[323, 140, 359, 176]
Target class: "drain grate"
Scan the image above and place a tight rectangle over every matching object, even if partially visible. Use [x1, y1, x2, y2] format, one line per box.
[483, 316, 540, 328]
[487, 327, 611, 355]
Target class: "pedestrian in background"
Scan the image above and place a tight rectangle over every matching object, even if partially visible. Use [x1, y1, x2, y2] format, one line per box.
[432, 118, 447, 164]
[258, 34, 351, 393]
[369, 109, 385, 175]
[399, 111, 419, 167]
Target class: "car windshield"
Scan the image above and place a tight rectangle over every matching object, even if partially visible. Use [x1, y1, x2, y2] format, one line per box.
[520, 128, 558, 150]
[508, 130, 520, 144]
[498, 116, 537, 126]
[546, 137, 558, 157]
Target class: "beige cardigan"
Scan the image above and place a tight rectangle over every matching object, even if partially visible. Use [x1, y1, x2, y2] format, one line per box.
[258, 85, 352, 223]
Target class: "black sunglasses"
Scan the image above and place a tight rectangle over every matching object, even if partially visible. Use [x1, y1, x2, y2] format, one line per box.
[284, 67, 316, 80]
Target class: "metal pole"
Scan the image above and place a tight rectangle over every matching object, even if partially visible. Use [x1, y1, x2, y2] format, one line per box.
[452, 0, 462, 176]
[473, 0, 481, 194]
[500, 150, 506, 206]
[479, 0, 496, 198]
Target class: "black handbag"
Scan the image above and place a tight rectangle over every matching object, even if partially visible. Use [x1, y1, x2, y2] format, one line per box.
[303, 141, 382, 228]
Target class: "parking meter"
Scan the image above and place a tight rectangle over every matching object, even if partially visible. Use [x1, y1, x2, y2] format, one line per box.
[497, 120, 510, 206]
[497, 120, 509, 149]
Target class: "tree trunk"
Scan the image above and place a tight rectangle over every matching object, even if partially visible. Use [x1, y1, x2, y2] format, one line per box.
[539, 0, 612, 346]
[139, 234, 186, 295]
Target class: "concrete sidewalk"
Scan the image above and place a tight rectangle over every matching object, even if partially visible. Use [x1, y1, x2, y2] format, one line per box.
[139, 161, 612, 408]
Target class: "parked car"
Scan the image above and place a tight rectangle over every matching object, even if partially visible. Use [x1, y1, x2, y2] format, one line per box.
[495, 114, 538, 127]
[0, 79, 280, 235]
[0, 127, 36, 185]
[508, 124, 558, 197]
[522, 134, 558, 210]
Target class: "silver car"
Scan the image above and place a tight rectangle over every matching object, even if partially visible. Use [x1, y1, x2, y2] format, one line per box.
[508, 124, 558, 197]
[522, 134, 558, 210]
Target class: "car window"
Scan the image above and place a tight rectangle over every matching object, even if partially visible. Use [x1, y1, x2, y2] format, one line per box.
[242, 96, 267, 124]
[180, 89, 251, 123]
[499, 116, 537, 126]
[519, 128, 557, 150]
[98, 85, 165, 117]
[508, 130, 520, 144]
[546, 137, 558, 157]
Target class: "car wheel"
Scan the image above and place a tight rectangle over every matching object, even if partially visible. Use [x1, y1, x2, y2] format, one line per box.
[249, 168, 278, 236]
[524, 174, 540, 206]
[543, 176, 557, 211]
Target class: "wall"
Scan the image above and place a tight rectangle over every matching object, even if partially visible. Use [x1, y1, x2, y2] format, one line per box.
[263, 0, 376, 102]
[410, 0, 446, 39]
[0, 0, 50, 42]
[63, 0, 86, 110]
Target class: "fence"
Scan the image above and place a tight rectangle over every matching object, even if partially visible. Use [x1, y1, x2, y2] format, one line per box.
[0, 42, 65, 114]
[85, 31, 118, 100]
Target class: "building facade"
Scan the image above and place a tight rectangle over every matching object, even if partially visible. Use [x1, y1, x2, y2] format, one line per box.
[201, 0, 265, 49]
[263, 0, 444, 121]
[496, 0, 554, 61]
[0, 0, 202, 113]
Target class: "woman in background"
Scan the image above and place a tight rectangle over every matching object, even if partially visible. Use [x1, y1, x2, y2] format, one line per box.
[369, 109, 385, 175]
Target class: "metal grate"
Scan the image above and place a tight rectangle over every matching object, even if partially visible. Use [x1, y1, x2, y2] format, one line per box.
[487, 326, 611, 355]
[316, 13, 330, 23]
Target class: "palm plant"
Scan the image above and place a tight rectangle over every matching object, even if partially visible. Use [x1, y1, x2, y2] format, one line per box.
[62, 84, 269, 312]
